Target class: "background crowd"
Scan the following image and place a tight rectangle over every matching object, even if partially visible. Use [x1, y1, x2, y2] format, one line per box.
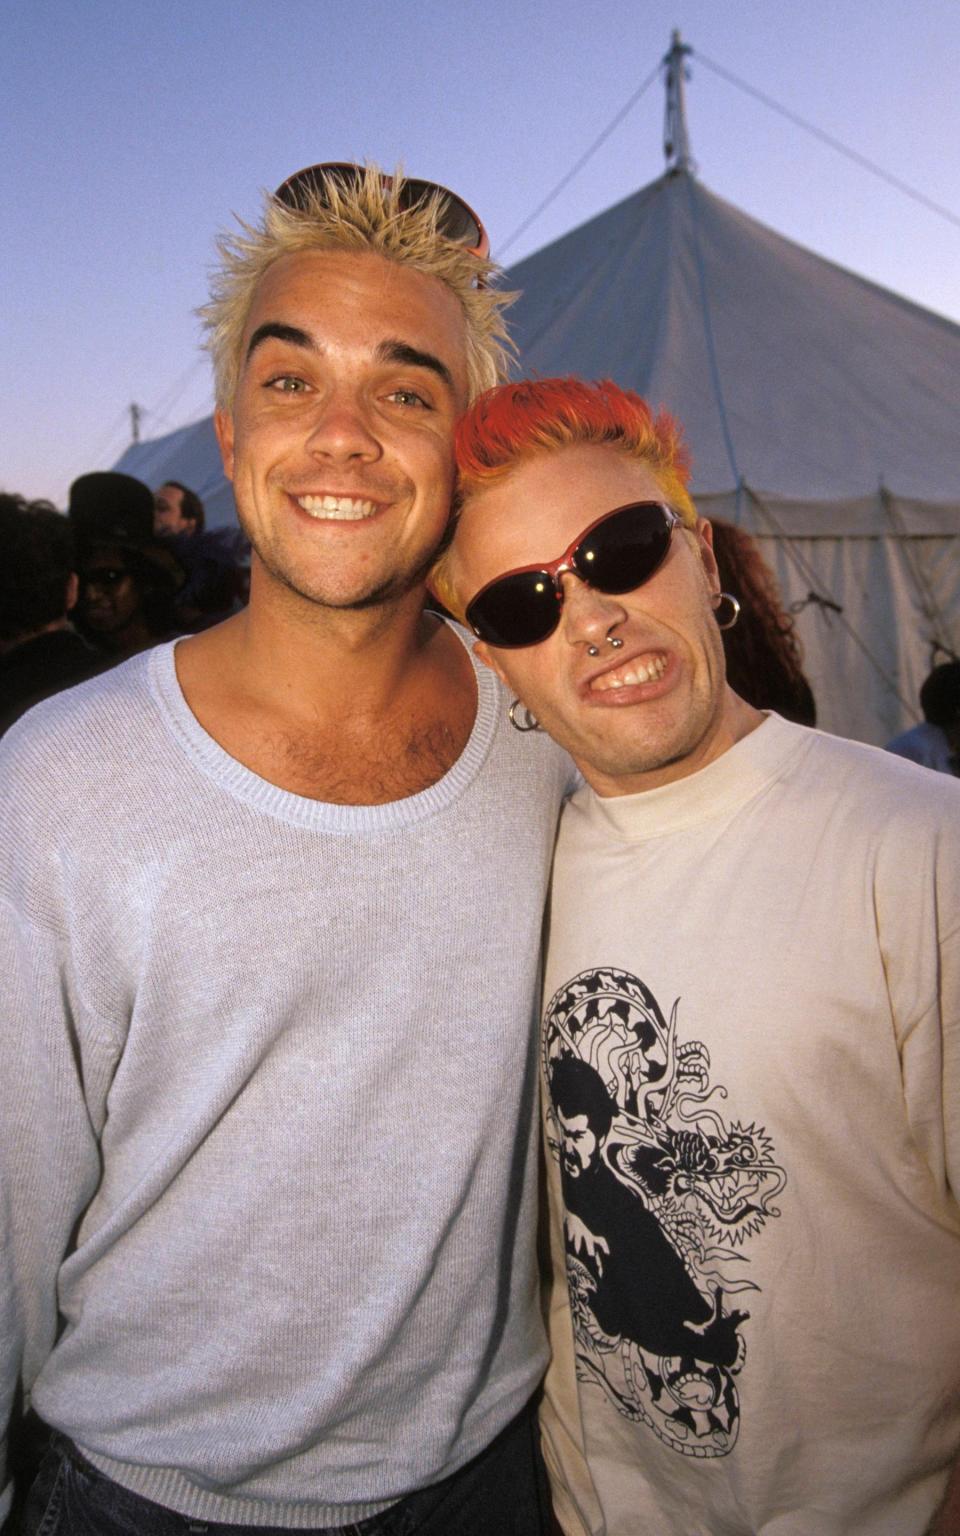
[0, 474, 250, 737]
[4, 476, 958, 772]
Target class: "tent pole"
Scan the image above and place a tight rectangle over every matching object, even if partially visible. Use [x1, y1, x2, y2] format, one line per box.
[663, 30, 695, 174]
[878, 482, 956, 662]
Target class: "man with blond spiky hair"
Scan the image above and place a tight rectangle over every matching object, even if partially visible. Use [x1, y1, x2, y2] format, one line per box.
[1, 165, 571, 1534]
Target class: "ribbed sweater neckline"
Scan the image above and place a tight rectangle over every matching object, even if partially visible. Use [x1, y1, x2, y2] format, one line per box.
[147, 628, 497, 834]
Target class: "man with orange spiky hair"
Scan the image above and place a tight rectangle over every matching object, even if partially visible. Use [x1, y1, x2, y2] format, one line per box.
[438, 376, 960, 1536]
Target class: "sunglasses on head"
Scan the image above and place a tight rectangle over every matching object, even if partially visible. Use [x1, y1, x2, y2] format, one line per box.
[465, 500, 683, 649]
[273, 162, 490, 261]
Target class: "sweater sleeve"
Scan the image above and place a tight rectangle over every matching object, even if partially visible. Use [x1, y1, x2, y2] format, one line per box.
[0, 901, 114, 1522]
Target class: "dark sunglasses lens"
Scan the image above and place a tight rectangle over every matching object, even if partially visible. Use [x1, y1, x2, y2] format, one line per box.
[274, 163, 359, 210]
[275, 166, 484, 251]
[467, 571, 559, 648]
[399, 179, 482, 248]
[575, 503, 671, 592]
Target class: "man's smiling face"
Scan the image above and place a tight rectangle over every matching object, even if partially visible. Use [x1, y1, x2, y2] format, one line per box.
[215, 247, 469, 613]
[448, 442, 734, 796]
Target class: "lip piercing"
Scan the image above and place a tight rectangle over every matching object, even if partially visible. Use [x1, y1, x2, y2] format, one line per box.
[588, 645, 599, 656]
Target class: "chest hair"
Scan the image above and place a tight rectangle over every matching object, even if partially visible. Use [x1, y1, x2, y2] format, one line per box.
[237, 703, 470, 804]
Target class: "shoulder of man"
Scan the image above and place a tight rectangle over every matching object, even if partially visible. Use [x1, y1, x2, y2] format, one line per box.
[0, 648, 161, 808]
[446, 617, 581, 794]
[779, 721, 960, 865]
[802, 720, 958, 798]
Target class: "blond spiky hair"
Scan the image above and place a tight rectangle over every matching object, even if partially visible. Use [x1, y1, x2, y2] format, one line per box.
[200, 163, 516, 410]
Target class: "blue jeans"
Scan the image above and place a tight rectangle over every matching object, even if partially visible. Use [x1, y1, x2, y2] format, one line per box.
[18, 1399, 555, 1536]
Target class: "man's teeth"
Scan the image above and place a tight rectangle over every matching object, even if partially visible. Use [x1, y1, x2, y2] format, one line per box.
[297, 494, 377, 520]
[590, 654, 667, 692]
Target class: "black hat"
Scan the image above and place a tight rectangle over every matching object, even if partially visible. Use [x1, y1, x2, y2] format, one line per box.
[68, 472, 155, 549]
[71, 473, 186, 596]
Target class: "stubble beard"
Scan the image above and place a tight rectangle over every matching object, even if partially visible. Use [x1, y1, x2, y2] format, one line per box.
[251, 531, 443, 616]
[239, 481, 452, 617]
[569, 631, 728, 787]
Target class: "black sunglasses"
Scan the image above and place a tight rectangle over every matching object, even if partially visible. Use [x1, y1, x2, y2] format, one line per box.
[81, 566, 129, 590]
[273, 162, 490, 260]
[465, 501, 682, 649]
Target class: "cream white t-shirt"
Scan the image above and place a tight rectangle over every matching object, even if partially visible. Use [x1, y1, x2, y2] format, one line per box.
[540, 714, 960, 1536]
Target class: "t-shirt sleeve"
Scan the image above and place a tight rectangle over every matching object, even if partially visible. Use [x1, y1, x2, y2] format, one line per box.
[940, 910, 960, 1205]
[882, 806, 960, 1209]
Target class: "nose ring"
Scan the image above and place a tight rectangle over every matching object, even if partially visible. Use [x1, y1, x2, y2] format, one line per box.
[588, 635, 623, 656]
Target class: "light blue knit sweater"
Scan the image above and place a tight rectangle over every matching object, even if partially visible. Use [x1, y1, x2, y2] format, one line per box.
[0, 634, 572, 1528]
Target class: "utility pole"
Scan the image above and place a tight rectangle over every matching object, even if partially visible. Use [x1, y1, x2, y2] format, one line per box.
[130, 402, 142, 444]
[663, 30, 695, 174]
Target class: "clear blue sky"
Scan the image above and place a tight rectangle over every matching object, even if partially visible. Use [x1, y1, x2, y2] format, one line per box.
[3, 0, 959, 508]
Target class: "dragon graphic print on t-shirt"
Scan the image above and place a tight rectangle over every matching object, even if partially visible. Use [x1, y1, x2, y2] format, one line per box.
[543, 966, 786, 1458]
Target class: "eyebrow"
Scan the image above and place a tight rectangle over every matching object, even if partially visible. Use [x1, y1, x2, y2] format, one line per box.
[245, 322, 315, 363]
[243, 326, 455, 392]
[375, 339, 454, 391]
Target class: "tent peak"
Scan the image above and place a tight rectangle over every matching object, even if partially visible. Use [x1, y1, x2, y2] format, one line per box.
[663, 30, 696, 176]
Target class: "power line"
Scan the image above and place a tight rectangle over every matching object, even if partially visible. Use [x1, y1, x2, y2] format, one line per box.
[147, 357, 210, 427]
[694, 49, 960, 233]
[64, 405, 134, 487]
[495, 61, 662, 261]
[497, 45, 960, 269]
[68, 360, 212, 490]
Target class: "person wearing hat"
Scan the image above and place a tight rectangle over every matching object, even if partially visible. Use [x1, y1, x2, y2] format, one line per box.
[69, 471, 185, 660]
[68, 469, 157, 549]
[75, 540, 183, 657]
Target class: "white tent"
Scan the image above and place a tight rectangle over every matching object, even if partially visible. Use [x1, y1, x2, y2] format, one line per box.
[115, 122, 959, 744]
[503, 163, 960, 745]
[114, 414, 236, 530]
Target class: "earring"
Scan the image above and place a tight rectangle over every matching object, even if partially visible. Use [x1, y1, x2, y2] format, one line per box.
[713, 592, 741, 631]
[508, 699, 541, 733]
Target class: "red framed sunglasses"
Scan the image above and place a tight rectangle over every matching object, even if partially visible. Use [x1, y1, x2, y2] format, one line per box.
[273, 162, 490, 261]
[465, 500, 682, 649]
